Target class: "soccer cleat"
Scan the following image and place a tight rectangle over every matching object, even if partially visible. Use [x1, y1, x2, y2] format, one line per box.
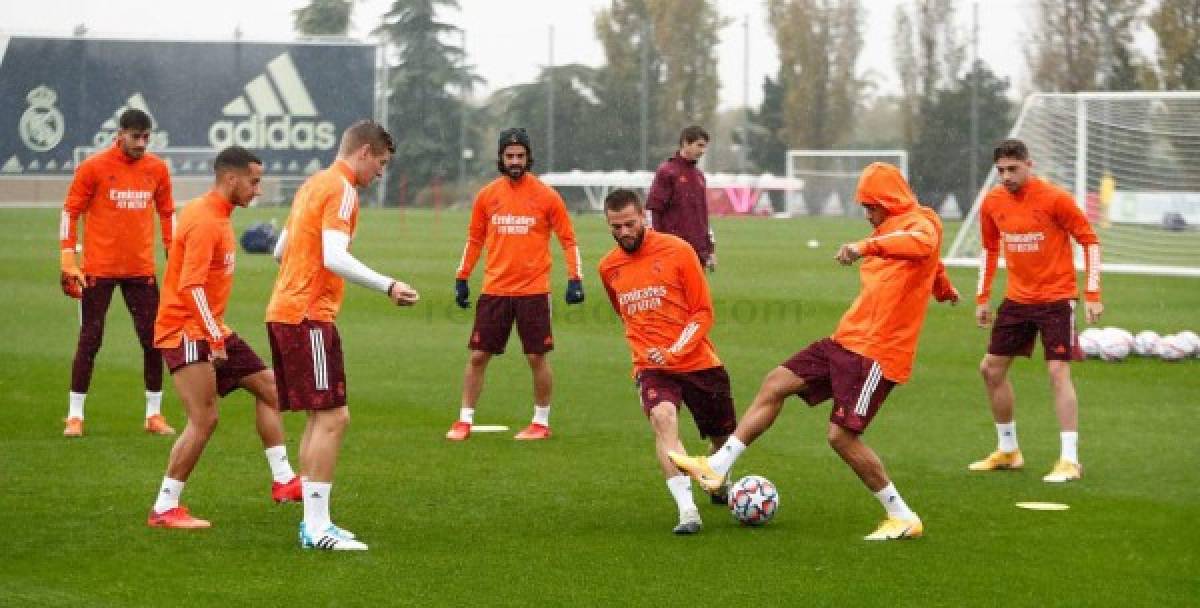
[63, 417, 84, 438]
[667, 451, 725, 495]
[445, 421, 471, 441]
[297, 521, 356, 543]
[144, 414, 176, 436]
[300, 522, 368, 551]
[967, 449, 1024, 471]
[1042, 459, 1083, 483]
[272, 477, 302, 503]
[147, 506, 211, 529]
[514, 423, 551, 440]
[864, 516, 923, 541]
[710, 481, 731, 506]
[672, 508, 702, 535]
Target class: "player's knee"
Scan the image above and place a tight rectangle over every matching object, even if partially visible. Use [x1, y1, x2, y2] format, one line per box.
[826, 425, 854, 452]
[468, 350, 492, 368]
[76, 333, 103, 358]
[762, 367, 798, 400]
[648, 403, 677, 426]
[979, 358, 1003, 384]
[192, 409, 219, 436]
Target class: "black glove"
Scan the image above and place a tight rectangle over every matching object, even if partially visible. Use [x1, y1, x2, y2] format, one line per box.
[455, 279, 471, 309]
[565, 279, 584, 305]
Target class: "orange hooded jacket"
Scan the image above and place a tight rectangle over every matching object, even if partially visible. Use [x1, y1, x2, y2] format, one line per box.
[831, 163, 957, 384]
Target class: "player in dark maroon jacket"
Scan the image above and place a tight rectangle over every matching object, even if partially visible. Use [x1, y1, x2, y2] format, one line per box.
[646, 125, 715, 271]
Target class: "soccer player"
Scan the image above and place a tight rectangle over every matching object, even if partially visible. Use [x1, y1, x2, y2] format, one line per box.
[968, 138, 1102, 483]
[647, 125, 715, 271]
[447, 128, 583, 441]
[147, 146, 302, 530]
[670, 163, 959, 541]
[599, 189, 736, 535]
[59, 108, 175, 437]
[267, 120, 418, 551]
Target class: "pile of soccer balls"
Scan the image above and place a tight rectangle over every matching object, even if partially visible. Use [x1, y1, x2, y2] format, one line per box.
[727, 475, 779, 526]
[1077, 327, 1200, 362]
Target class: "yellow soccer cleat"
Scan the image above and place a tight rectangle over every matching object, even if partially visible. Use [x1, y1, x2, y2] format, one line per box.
[1042, 459, 1083, 483]
[666, 451, 725, 495]
[967, 449, 1024, 471]
[864, 516, 924, 541]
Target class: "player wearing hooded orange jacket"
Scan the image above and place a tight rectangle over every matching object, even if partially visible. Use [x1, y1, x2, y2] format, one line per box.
[670, 162, 959, 541]
[59, 109, 175, 438]
[968, 138, 1103, 484]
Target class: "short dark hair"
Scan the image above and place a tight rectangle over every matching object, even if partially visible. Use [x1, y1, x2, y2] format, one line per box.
[993, 138, 1029, 162]
[604, 188, 643, 214]
[340, 119, 395, 156]
[214, 146, 262, 174]
[679, 125, 709, 146]
[118, 109, 153, 131]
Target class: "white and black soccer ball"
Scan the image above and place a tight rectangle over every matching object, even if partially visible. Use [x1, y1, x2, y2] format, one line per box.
[727, 475, 779, 526]
[1077, 328, 1104, 358]
[1157, 334, 1190, 362]
[1133, 330, 1161, 357]
[1177, 330, 1200, 357]
[1098, 327, 1132, 361]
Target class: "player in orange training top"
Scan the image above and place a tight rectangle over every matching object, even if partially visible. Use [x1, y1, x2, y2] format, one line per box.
[599, 189, 736, 534]
[447, 128, 583, 441]
[147, 146, 304, 530]
[267, 120, 419, 551]
[670, 163, 959, 541]
[59, 109, 175, 438]
[968, 138, 1102, 484]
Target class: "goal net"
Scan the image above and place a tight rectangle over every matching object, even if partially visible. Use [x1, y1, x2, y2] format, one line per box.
[785, 150, 908, 217]
[945, 92, 1200, 277]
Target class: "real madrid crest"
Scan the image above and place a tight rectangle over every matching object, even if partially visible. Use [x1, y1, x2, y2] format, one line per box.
[19, 86, 65, 152]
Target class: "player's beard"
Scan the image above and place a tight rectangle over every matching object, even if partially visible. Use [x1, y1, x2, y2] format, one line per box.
[504, 162, 526, 180]
[616, 227, 645, 253]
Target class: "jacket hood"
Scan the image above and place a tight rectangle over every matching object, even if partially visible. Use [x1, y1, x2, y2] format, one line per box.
[855, 162, 917, 216]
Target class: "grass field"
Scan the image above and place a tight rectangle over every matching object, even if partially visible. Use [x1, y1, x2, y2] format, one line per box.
[2, 207, 1197, 607]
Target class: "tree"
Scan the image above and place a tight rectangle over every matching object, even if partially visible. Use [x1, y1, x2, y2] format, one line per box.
[490, 64, 608, 176]
[892, 0, 963, 148]
[374, 0, 481, 204]
[747, 75, 786, 175]
[594, 0, 664, 169]
[1149, 0, 1200, 90]
[647, 0, 726, 150]
[1026, 0, 1147, 92]
[768, 0, 865, 213]
[293, 0, 354, 36]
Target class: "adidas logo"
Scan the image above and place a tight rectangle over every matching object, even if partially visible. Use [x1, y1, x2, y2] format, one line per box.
[93, 92, 170, 149]
[208, 53, 336, 151]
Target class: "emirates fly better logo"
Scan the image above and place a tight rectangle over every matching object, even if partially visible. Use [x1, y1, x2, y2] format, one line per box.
[209, 53, 336, 150]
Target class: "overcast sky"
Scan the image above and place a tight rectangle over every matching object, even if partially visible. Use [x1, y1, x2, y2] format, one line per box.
[3, 0, 1095, 108]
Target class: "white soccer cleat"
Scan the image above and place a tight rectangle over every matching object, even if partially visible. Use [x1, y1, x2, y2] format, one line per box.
[672, 508, 702, 535]
[300, 522, 367, 551]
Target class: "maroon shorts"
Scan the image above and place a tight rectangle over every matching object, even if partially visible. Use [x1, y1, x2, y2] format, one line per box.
[468, 294, 553, 355]
[781, 338, 896, 434]
[637, 367, 737, 439]
[266, 320, 347, 411]
[159, 333, 267, 397]
[988, 298, 1076, 360]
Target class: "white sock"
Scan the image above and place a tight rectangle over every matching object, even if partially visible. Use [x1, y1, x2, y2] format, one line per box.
[532, 405, 551, 427]
[264, 445, 296, 483]
[145, 391, 163, 417]
[68, 392, 86, 419]
[1060, 431, 1079, 464]
[874, 482, 917, 520]
[708, 436, 746, 476]
[458, 407, 475, 425]
[153, 477, 185, 514]
[666, 475, 697, 516]
[302, 480, 332, 532]
[996, 422, 1019, 452]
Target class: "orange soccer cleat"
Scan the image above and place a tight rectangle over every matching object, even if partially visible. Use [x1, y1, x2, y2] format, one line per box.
[147, 506, 211, 529]
[514, 423, 551, 440]
[63, 417, 84, 438]
[272, 477, 303, 503]
[445, 421, 472, 441]
[144, 414, 176, 436]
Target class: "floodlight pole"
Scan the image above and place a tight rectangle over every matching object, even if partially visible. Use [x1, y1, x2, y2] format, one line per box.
[969, 1, 979, 200]
[459, 29, 468, 189]
[639, 21, 650, 170]
[547, 25, 556, 173]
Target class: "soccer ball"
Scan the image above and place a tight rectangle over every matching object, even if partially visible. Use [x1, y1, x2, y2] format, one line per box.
[1133, 330, 1161, 356]
[727, 475, 779, 526]
[1077, 328, 1104, 358]
[1177, 330, 1200, 357]
[1156, 334, 1190, 362]
[1097, 327, 1131, 361]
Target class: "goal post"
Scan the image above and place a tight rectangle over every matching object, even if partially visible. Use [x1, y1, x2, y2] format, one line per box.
[785, 149, 908, 217]
[945, 92, 1200, 277]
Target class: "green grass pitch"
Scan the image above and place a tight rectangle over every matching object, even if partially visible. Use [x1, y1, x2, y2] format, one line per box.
[1, 207, 1197, 606]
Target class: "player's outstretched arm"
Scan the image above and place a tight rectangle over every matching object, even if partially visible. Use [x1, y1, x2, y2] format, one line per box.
[321, 230, 418, 306]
